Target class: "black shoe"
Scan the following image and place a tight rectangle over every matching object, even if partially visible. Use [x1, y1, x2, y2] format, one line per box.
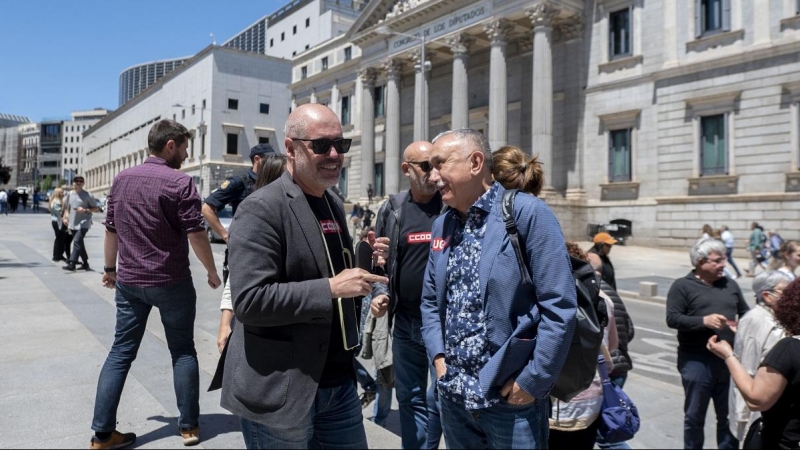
[79, 263, 91, 271]
[62, 263, 76, 271]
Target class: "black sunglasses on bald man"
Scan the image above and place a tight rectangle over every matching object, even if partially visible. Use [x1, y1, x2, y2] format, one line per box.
[291, 138, 352, 154]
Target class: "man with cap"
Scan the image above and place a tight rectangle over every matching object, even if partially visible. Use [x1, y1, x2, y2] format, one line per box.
[589, 232, 618, 290]
[62, 175, 99, 271]
[202, 143, 276, 283]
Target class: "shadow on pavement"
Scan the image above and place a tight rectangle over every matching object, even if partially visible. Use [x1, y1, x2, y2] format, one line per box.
[0, 261, 45, 268]
[134, 414, 242, 447]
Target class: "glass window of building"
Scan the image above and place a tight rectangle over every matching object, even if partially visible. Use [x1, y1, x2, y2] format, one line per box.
[322, 57, 328, 71]
[341, 95, 351, 125]
[182, 109, 186, 119]
[344, 46, 352, 61]
[270, 38, 274, 47]
[609, 8, 631, 59]
[700, 114, 727, 175]
[260, 103, 270, 114]
[696, 0, 730, 36]
[228, 98, 239, 110]
[374, 85, 385, 118]
[609, 129, 632, 182]
[192, 105, 196, 115]
[301, 66, 308, 79]
[306, 18, 310, 27]
[281, 32, 285, 41]
[374, 163, 384, 197]
[293, 25, 297, 35]
[338, 167, 348, 197]
[226, 133, 238, 155]
[258, 136, 269, 144]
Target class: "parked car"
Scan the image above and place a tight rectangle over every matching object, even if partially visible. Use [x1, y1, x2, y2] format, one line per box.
[205, 204, 233, 243]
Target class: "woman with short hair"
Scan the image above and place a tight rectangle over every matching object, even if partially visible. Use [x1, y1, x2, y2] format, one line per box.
[48, 188, 69, 262]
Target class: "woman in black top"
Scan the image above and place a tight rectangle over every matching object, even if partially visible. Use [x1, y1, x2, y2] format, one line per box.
[708, 277, 800, 449]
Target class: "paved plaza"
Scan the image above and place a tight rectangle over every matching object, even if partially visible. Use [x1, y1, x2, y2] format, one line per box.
[0, 209, 752, 448]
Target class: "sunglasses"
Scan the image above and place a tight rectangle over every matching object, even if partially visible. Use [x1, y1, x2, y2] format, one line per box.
[291, 138, 352, 155]
[73, 180, 85, 184]
[406, 160, 432, 173]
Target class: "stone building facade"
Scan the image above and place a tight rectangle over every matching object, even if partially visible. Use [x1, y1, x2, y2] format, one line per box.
[290, 0, 800, 250]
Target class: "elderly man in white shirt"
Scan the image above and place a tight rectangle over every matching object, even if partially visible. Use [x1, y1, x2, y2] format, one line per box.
[728, 270, 793, 441]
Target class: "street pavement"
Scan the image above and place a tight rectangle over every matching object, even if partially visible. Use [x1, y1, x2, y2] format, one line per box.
[0, 209, 757, 448]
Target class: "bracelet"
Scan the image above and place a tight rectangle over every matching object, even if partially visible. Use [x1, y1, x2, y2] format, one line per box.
[724, 352, 737, 360]
[104, 266, 117, 273]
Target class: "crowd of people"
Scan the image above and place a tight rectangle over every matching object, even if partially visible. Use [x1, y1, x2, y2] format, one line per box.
[28, 108, 792, 450]
[0, 188, 43, 214]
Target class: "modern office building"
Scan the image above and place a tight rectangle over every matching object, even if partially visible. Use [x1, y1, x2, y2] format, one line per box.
[224, 16, 269, 54]
[0, 114, 30, 189]
[85, 45, 292, 199]
[17, 123, 40, 190]
[38, 121, 63, 184]
[62, 109, 110, 183]
[118, 57, 189, 106]
[291, 0, 800, 249]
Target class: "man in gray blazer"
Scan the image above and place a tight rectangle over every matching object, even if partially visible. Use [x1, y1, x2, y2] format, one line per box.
[221, 103, 388, 449]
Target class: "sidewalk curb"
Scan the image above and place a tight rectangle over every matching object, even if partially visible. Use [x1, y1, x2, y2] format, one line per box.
[618, 289, 668, 305]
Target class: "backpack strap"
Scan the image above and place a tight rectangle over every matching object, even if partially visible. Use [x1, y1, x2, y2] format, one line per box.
[502, 189, 532, 285]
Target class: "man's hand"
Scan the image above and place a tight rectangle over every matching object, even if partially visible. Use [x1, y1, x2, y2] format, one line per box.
[369, 232, 390, 267]
[371, 294, 390, 318]
[208, 271, 222, 289]
[434, 354, 447, 380]
[703, 313, 728, 330]
[500, 378, 537, 405]
[329, 269, 388, 298]
[101, 272, 117, 289]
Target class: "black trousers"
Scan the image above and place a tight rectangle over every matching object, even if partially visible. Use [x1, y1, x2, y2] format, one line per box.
[51, 221, 70, 260]
[68, 227, 89, 265]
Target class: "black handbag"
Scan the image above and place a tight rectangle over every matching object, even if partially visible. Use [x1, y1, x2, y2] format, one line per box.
[743, 417, 763, 450]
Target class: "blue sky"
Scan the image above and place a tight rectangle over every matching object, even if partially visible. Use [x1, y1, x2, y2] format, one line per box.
[0, 1, 286, 123]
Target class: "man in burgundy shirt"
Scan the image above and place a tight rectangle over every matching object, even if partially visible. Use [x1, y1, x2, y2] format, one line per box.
[88, 119, 221, 450]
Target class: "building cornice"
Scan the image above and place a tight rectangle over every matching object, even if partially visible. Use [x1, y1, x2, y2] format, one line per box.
[290, 57, 362, 90]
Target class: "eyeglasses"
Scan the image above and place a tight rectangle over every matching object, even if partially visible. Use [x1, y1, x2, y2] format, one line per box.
[406, 160, 432, 173]
[291, 138, 352, 155]
[73, 180, 85, 184]
[707, 257, 726, 264]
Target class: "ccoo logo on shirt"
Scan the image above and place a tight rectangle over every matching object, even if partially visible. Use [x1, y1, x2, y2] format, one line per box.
[320, 220, 342, 234]
[407, 232, 432, 244]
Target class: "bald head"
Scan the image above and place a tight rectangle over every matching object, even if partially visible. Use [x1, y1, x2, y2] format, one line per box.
[285, 103, 342, 139]
[403, 141, 432, 161]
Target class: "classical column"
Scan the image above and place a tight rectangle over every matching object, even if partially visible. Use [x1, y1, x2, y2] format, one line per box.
[447, 34, 475, 130]
[383, 59, 404, 196]
[527, 2, 559, 194]
[410, 48, 434, 142]
[359, 68, 378, 202]
[330, 82, 340, 120]
[310, 89, 317, 104]
[484, 19, 514, 150]
[291, 97, 297, 112]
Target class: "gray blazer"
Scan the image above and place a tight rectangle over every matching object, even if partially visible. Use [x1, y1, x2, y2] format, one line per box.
[220, 171, 354, 428]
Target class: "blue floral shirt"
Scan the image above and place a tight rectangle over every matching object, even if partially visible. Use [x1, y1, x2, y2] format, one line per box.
[438, 182, 500, 410]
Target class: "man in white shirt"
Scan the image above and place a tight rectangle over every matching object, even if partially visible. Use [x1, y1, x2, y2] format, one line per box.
[0, 189, 7, 216]
[720, 225, 742, 278]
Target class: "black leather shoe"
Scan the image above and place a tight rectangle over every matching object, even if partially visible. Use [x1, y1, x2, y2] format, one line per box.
[79, 263, 90, 271]
[62, 263, 76, 271]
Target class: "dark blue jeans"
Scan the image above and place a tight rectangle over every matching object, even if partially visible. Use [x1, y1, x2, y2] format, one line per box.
[239, 381, 368, 449]
[678, 350, 738, 449]
[725, 247, 742, 277]
[92, 278, 199, 432]
[68, 227, 89, 265]
[393, 313, 433, 449]
[440, 395, 549, 449]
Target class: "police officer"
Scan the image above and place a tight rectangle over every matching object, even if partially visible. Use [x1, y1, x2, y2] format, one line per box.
[202, 143, 276, 283]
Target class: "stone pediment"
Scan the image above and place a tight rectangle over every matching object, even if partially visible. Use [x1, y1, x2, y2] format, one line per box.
[347, 0, 461, 44]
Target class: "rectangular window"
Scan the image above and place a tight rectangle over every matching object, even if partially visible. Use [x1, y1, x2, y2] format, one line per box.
[226, 133, 238, 155]
[374, 85, 385, 118]
[339, 167, 348, 197]
[260, 103, 270, 114]
[182, 109, 186, 119]
[228, 98, 239, 110]
[281, 32, 285, 41]
[192, 104, 196, 115]
[322, 57, 328, 71]
[700, 114, 727, 175]
[301, 66, 308, 79]
[341, 95, 351, 125]
[258, 136, 270, 144]
[374, 163, 384, 197]
[608, 129, 632, 182]
[696, 0, 730, 36]
[270, 38, 274, 47]
[293, 25, 297, 34]
[609, 8, 631, 58]
[306, 18, 310, 27]
[190, 137, 195, 159]
[344, 46, 352, 61]
[202, 99, 206, 110]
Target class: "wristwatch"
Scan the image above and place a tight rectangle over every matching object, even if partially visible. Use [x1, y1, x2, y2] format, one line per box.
[104, 266, 117, 273]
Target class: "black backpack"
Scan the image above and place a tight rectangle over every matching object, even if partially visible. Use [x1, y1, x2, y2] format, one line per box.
[501, 189, 608, 402]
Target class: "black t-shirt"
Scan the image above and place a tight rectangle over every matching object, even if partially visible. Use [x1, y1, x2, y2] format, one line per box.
[760, 337, 800, 449]
[305, 193, 355, 388]
[395, 194, 442, 318]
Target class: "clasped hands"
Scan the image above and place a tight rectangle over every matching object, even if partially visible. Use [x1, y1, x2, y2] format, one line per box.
[433, 355, 537, 406]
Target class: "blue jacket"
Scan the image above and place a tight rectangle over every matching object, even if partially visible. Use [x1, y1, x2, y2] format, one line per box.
[420, 185, 577, 401]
